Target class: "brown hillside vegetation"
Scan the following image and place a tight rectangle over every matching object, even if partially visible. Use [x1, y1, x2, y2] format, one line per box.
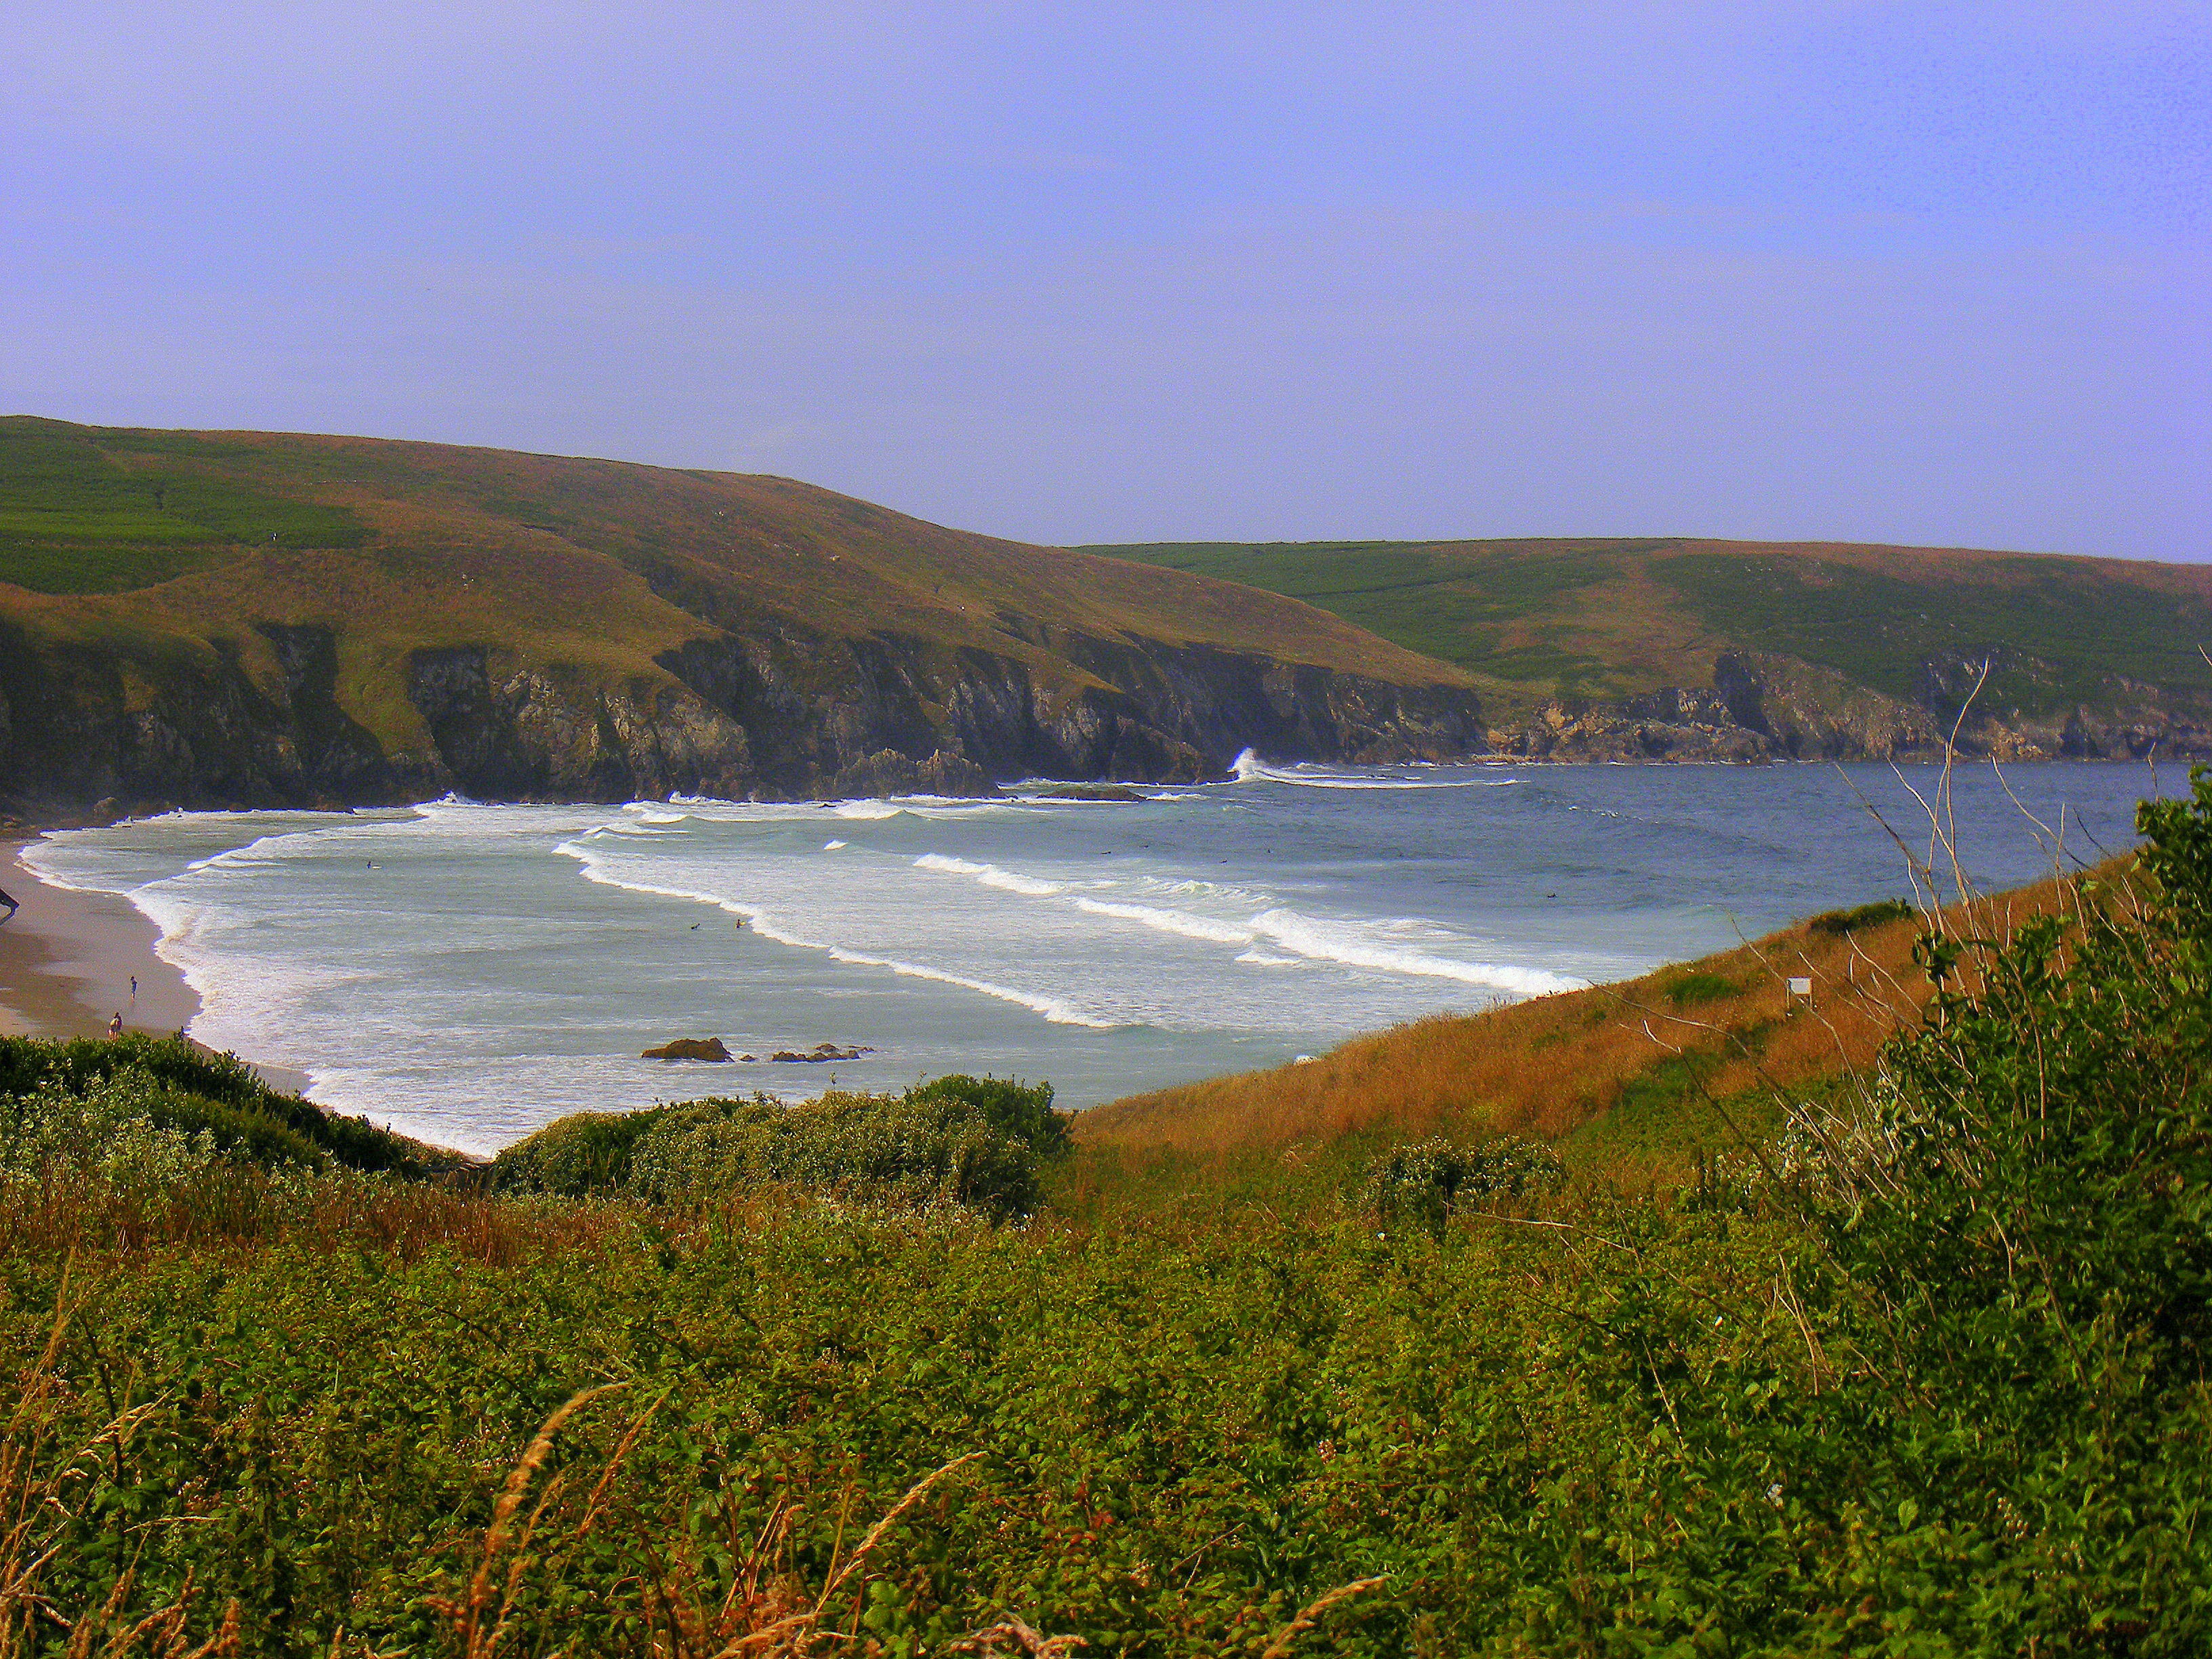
[1077, 855, 2120, 1183]
[1, 419, 1482, 813]
[0, 419, 1465, 733]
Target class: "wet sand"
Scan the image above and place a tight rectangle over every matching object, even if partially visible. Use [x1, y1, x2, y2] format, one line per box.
[0, 841, 312, 1094]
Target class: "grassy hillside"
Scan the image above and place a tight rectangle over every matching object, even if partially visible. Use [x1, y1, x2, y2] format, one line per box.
[2, 784, 2205, 1653]
[1073, 868, 2097, 1195]
[1086, 536, 2212, 729]
[0, 419, 1458, 754]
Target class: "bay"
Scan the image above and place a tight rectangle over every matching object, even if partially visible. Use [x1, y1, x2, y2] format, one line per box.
[25, 757, 2175, 1153]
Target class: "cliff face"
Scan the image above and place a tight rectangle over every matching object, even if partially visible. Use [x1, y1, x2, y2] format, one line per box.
[1096, 537, 2212, 769]
[0, 419, 1495, 821]
[7, 621, 2194, 827]
[1487, 651, 2212, 764]
[0, 617, 1490, 819]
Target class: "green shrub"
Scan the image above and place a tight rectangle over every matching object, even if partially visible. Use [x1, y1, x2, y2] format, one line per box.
[1807, 896, 1915, 936]
[905, 1073, 1067, 1155]
[0, 1033, 446, 1176]
[487, 1105, 668, 1195]
[628, 1089, 1043, 1219]
[1359, 1134, 1563, 1233]
[0, 1065, 216, 1194]
[497, 1080, 1057, 1221]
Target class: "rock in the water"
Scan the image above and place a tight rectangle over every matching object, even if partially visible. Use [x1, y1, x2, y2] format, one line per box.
[767, 1042, 876, 1063]
[1026, 782, 1149, 802]
[817, 750, 1001, 800]
[641, 1037, 733, 1061]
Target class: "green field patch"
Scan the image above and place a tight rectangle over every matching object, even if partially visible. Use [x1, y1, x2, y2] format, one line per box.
[1654, 550, 2212, 714]
[0, 419, 367, 592]
[1089, 539, 1635, 683]
[1656, 968, 1740, 1008]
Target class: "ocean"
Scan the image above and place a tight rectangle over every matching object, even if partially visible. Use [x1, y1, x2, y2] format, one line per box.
[23, 756, 2176, 1153]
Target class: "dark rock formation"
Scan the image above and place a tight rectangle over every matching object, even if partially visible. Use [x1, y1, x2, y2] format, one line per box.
[769, 1043, 875, 1063]
[1026, 783, 1150, 802]
[0, 611, 1493, 818]
[641, 1037, 733, 1061]
[7, 611, 2200, 826]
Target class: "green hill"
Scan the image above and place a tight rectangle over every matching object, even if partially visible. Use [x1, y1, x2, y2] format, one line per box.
[1084, 537, 2212, 761]
[0, 420, 1481, 817]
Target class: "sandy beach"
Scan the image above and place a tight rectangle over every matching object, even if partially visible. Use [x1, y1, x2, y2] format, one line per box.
[0, 840, 311, 1093]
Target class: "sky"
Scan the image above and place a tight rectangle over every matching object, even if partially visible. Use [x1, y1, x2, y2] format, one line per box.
[4, 2, 2207, 558]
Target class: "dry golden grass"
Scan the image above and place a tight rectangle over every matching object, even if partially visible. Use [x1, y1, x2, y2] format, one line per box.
[1076, 855, 2121, 1175]
[0, 1167, 636, 1268]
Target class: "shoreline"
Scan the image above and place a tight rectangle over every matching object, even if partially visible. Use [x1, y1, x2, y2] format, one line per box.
[0, 841, 313, 1096]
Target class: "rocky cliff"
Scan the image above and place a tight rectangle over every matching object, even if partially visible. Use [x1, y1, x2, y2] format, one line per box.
[0, 619, 1488, 819]
[1486, 650, 2211, 764]
[0, 421, 1492, 820]
[11, 424, 2199, 828]
[1097, 537, 2212, 767]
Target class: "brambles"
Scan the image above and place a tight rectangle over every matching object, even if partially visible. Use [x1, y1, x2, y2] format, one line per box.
[492, 1077, 1066, 1222]
[1357, 1134, 1563, 1233]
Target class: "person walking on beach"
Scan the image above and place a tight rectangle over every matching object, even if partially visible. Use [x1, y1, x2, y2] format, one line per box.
[108, 1012, 123, 1039]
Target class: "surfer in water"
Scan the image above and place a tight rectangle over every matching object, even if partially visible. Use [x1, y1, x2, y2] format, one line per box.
[0, 886, 16, 925]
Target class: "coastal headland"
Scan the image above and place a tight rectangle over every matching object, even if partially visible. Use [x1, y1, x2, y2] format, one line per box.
[7, 419, 2211, 827]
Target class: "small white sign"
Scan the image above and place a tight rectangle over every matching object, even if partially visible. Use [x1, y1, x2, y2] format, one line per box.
[1786, 977, 1814, 997]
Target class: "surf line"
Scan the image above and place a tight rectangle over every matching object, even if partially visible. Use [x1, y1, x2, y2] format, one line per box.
[553, 840, 1122, 1029]
[1227, 747, 1518, 790]
[903, 845, 1584, 998]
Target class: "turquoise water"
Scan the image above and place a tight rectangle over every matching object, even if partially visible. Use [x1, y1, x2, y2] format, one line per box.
[24, 758, 2174, 1153]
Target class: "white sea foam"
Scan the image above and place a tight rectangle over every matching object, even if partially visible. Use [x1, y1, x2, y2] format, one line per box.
[1249, 907, 1580, 996]
[557, 840, 1118, 1028]
[912, 853, 1065, 896]
[1229, 747, 1517, 790]
[1072, 897, 1254, 945]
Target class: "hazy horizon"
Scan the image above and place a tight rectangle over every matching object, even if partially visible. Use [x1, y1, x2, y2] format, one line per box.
[6, 3, 2205, 560]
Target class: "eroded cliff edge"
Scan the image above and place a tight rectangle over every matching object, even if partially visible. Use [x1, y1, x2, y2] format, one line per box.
[5, 423, 2200, 826]
[0, 618, 1489, 817]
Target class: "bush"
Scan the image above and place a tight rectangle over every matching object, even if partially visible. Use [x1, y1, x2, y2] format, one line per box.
[1655, 968, 1738, 1008]
[497, 1079, 1061, 1221]
[1359, 1134, 1563, 1233]
[905, 1073, 1067, 1155]
[487, 1106, 667, 1195]
[0, 1065, 216, 1195]
[1807, 897, 1915, 936]
[0, 1033, 448, 1175]
[628, 1090, 1043, 1220]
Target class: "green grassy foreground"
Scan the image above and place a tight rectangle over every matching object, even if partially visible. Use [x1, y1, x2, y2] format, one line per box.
[4, 783, 2210, 1655]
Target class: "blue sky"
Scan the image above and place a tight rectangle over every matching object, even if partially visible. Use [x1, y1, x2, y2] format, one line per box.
[4, 3, 2205, 557]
